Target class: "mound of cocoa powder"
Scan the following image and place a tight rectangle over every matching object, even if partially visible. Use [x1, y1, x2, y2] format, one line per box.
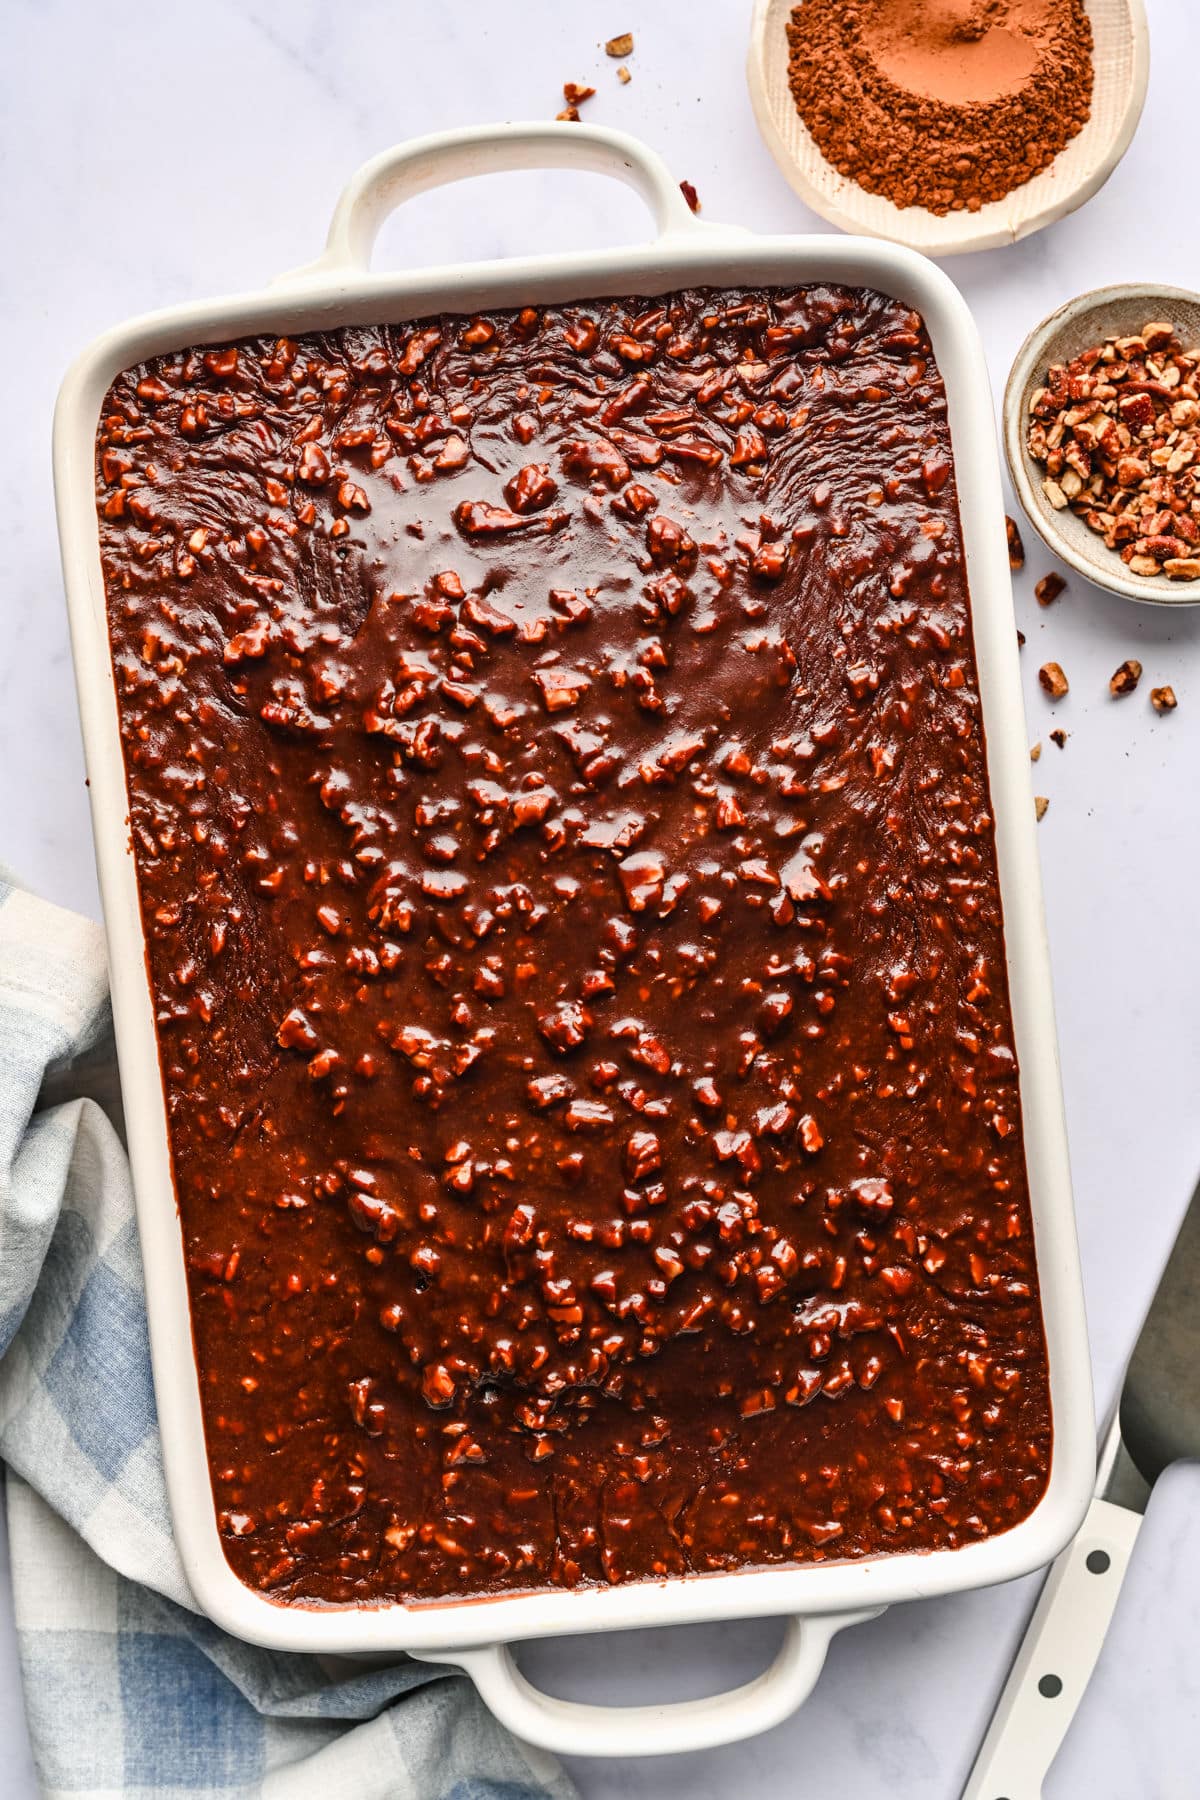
[786, 0, 1094, 215]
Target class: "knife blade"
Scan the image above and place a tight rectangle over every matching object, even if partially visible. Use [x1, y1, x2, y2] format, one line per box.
[962, 1169, 1200, 1800]
[1120, 1171, 1200, 1482]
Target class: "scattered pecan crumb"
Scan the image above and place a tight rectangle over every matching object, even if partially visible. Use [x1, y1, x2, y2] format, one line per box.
[1017, 629, 1026, 648]
[606, 32, 634, 56]
[1035, 573, 1065, 607]
[680, 180, 701, 214]
[1005, 516, 1025, 569]
[1030, 742, 1042, 761]
[1050, 728, 1068, 748]
[1109, 658, 1142, 696]
[1151, 684, 1178, 712]
[557, 106, 581, 122]
[617, 64, 632, 83]
[1039, 661, 1069, 698]
[1035, 796, 1049, 820]
[563, 82, 596, 106]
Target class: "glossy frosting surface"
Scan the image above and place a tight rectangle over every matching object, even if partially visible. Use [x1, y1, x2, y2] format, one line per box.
[96, 285, 1051, 1604]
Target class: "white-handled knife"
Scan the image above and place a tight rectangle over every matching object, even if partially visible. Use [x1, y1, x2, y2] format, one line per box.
[962, 1171, 1200, 1800]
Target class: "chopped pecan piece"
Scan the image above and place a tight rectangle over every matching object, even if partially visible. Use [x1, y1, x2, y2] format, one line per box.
[538, 1001, 591, 1054]
[1038, 662, 1069, 699]
[624, 1131, 662, 1181]
[455, 499, 566, 537]
[504, 463, 559, 513]
[533, 667, 591, 712]
[297, 443, 331, 486]
[1109, 659, 1142, 696]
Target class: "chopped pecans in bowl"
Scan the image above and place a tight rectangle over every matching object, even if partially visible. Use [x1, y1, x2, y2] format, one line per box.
[1027, 322, 1200, 581]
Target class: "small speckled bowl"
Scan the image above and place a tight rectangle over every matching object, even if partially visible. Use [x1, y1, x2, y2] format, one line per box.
[1004, 283, 1200, 606]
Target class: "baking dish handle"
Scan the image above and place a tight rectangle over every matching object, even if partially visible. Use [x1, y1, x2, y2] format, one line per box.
[412, 1607, 880, 1758]
[277, 121, 717, 286]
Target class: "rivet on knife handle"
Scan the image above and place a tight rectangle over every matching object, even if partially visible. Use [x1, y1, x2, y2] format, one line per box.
[960, 1495, 1142, 1800]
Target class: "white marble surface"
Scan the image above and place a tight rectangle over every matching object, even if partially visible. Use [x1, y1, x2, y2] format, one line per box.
[2, 1, 1200, 1794]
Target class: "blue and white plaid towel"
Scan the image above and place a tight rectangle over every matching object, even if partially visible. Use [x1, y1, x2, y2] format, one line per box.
[0, 875, 576, 1800]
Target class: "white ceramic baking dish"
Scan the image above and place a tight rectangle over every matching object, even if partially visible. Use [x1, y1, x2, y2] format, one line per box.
[53, 122, 1094, 1761]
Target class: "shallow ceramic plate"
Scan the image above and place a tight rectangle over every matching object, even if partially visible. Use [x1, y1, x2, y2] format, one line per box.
[747, 0, 1149, 256]
[1005, 283, 1200, 606]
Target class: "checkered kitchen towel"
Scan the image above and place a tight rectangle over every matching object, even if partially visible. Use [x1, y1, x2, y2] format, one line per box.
[0, 875, 576, 1800]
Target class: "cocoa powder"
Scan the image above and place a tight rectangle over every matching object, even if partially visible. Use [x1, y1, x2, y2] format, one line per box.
[786, 0, 1094, 215]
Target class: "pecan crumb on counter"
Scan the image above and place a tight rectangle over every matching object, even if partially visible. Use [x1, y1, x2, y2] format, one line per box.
[1035, 572, 1065, 607]
[1027, 322, 1200, 579]
[1109, 658, 1142, 696]
[558, 82, 595, 121]
[1151, 684, 1178, 712]
[96, 285, 1051, 1608]
[557, 81, 596, 123]
[679, 180, 701, 214]
[1035, 796, 1050, 820]
[1050, 728, 1068, 748]
[1039, 661, 1069, 698]
[616, 64, 632, 83]
[1030, 742, 1042, 761]
[605, 32, 634, 57]
[1005, 515, 1025, 570]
